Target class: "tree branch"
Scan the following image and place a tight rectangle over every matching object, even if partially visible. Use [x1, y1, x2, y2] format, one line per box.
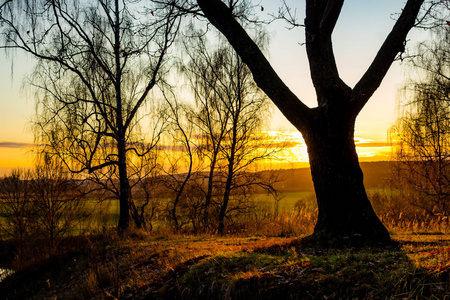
[305, 0, 350, 105]
[196, 0, 311, 132]
[320, 0, 344, 36]
[351, 0, 425, 114]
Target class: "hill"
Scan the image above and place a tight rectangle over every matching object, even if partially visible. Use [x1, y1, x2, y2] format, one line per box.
[271, 161, 391, 193]
[1, 233, 449, 299]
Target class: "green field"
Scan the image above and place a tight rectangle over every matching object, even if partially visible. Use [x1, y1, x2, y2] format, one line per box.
[252, 192, 315, 212]
[0, 192, 313, 221]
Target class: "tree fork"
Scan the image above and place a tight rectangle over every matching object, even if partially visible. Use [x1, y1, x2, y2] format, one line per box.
[196, 0, 425, 243]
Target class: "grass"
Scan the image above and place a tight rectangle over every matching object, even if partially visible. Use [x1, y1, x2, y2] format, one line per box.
[0, 192, 312, 240]
[1, 233, 449, 299]
[158, 234, 450, 299]
[252, 192, 314, 212]
[2, 188, 450, 299]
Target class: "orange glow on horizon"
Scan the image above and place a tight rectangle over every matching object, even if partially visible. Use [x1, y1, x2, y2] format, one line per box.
[0, 130, 393, 176]
[0, 146, 34, 175]
[264, 131, 392, 167]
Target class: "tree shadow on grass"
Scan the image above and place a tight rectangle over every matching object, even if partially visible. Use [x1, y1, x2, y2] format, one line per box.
[160, 236, 450, 300]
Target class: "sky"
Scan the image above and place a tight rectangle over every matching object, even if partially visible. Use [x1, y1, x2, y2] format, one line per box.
[0, 0, 428, 175]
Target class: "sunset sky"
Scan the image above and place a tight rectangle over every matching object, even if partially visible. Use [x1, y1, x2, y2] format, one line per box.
[0, 0, 426, 175]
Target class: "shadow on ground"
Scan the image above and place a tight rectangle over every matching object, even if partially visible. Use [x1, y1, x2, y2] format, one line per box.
[1, 234, 450, 299]
[157, 237, 450, 300]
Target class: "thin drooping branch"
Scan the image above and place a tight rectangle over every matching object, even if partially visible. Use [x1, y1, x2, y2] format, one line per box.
[124, 7, 179, 129]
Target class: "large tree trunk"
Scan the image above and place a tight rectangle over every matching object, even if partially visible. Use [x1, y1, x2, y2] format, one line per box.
[196, 0, 424, 244]
[303, 108, 390, 242]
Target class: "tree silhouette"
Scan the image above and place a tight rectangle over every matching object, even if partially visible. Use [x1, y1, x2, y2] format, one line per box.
[181, 31, 280, 234]
[392, 22, 450, 217]
[189, 0, 426, 242]
[0, 0, 181, 232]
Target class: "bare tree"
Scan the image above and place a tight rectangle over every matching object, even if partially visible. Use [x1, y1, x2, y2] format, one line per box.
[181, 31, 281, 234]
[159, 95, 197, 231]
[0, 155, 85, 261]
[212, 46, 276, 235]
[0, 169, 34, 266]
[180, 35, 230, 231]
[392, 21, 450, 217]
[161, 0, 429, 243]
[0, 0, 181, 232]
[31, 153, 85, 251]
[127, 142, 162, 230]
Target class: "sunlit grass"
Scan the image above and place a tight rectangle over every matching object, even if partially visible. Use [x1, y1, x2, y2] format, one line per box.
[5, 232, 445, 299]
[2, 187, 450, 298]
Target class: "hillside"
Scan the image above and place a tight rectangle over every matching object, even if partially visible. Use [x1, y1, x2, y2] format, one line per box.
[272, 161, 392, 193]
[1, 234, 449, 299]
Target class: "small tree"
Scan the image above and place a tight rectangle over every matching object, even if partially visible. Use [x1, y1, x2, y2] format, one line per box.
[0, 169, 34, 265]
[31, 153, 85, 250]
[392, 23, 450, 217]
[0, 158, 85, 261]
[128, 142, 162, 230]
[161, 98, 197, 231]
[181, 32, 280, 234]
[180, 35, 230, 231]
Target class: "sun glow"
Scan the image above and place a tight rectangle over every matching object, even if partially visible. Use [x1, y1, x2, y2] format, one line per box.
[0, 146, 34, 175]
[0, 130, 394, 176]
[261, 131, 393, 169]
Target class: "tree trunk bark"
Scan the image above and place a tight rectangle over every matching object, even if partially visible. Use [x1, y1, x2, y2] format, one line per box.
[130, 200, 143, 229]
[204, 154, 217, 231]
[218, 123, 238, 235]
[217, 166, 232, 235]
[303, 108, 390, 242]
[171, 193, 180, 231]
[117, 138, 130, 232]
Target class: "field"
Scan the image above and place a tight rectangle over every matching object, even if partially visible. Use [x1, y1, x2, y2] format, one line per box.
[1, 163, 450, 298]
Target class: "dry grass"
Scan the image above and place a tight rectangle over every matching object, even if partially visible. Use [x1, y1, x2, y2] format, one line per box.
[2, 188, 450, 299]
[3, 231, 447, 299]
[20, 234, 299, 299]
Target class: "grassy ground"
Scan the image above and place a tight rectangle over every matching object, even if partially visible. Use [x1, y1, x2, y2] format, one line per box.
[1, 232, 449, 299]
[1, 187, 450, 299]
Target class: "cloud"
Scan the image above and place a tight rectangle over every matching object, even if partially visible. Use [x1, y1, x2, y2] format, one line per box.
[0, 142, 33, 148]
[355, 142, 392, 148]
